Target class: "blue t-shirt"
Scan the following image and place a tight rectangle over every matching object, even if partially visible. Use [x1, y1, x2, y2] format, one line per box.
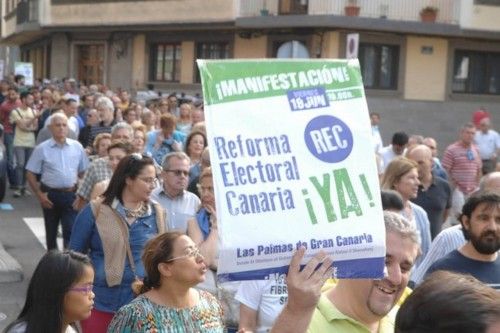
[425, 249, 500, 290]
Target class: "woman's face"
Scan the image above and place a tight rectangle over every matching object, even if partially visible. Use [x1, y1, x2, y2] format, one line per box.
[63, 265, 95, 324]
[167, 235, 207, 285]
[133, 130, 145, 153]
[188, 134, 205, 158]
[394, 168, 420, 200]
[125, 111, 136, 124]
[126, 164, 157, 202]
[108, 148, 128, 172]
[97, 138, 111, 157]
[199, 176, 215, 209]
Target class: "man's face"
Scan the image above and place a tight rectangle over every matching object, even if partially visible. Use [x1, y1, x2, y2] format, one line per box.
[84, 96, 94, 108]
[120, 91, 129, 102]
[462, 202, 500, 255]
[161, 157, 189, 196]
[23, 94, 34, 107]
[423, 138, 438, 158]
[348, 232, 419, 318]
[408, 148, 433, 181]
[8, 89, 18, 102]
[66, 101, 78, 116]
[392, 144, 406, 155]
[112, 128, 132, 143]
[370, 114, 380, 126]
[460, 127, 476, 146]
[50, 116, 69, 140]
[98, 106, 113, 122]
[479, 119, 491, 134]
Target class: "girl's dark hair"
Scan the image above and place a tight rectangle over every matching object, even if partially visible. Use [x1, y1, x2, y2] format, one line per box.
[4, 250, 91, 333]
[132, 232, 184, 295]
[102, 153, 155, 205]
[381, 190, 404, 211]
[184, 131, 207, 156]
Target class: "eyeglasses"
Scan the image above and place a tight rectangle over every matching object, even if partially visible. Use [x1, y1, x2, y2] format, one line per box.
[69, 284, 93, 294]
[166, 247, 203, 262]
[466, 149, 474, 161]
[137, 177, 156, 185]
[197, 184, 214, 194]
[165, 169, 189, 177]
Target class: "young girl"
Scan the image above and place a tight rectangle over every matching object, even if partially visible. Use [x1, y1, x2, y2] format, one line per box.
[4, 250, 95, 333]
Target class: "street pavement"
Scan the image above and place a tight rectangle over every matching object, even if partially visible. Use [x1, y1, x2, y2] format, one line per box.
[0, 187, 47, 331]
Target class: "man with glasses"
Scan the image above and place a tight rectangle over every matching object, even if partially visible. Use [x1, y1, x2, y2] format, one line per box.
[423, 137, 448, 181]
[151, 152, 200, 233]
[442, 123, 482, 225]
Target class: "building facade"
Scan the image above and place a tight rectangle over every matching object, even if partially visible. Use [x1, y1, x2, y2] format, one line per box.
[1, 0, 500, 146]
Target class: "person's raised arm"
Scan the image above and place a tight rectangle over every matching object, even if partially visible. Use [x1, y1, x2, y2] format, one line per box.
[270, 248, 332, 333]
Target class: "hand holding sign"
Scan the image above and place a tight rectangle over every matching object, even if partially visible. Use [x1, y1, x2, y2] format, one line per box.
[270, 248, 333, 333]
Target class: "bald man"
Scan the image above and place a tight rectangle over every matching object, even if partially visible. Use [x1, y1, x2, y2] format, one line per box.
[408, 145, 452, 239]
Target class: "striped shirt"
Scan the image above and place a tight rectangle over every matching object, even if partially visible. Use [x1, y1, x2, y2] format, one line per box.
[410, 225, 465, 285]
[441, 141, 481, 194]
[86, 120, 115, 148]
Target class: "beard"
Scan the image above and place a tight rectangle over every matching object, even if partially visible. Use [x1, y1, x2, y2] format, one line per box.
[470, 230, 500, 255]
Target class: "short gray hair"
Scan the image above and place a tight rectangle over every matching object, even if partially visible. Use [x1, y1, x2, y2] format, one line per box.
[95, 96, 114, 111]
[49, 112, 68, 125]
[384, 211, 420, 247]
[111, 122, 133, 139]
[162, 152, 190, 170]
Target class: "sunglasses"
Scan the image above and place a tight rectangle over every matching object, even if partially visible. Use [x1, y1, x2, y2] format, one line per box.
[165, 169, 189, 177]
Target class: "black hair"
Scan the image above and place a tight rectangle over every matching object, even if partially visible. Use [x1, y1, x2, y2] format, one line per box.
[460, 191, 500, 240]
[4, 250, 91, 333]
[14, 74, 25, 83]
[65, 98, 77, 105]
[381, 190, 404, 211]
[102, 153, 155, 205]
[19, 91, 33, 100]
[391, 131, 409, 146]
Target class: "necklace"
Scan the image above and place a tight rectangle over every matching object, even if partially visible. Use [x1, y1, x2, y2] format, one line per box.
[123, 202, 147, 219]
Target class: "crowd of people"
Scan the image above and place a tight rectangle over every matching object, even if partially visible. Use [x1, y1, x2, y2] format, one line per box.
[0, 76, 498, 333]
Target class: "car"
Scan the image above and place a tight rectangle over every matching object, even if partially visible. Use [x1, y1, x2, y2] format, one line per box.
[0, 124, 6, 201]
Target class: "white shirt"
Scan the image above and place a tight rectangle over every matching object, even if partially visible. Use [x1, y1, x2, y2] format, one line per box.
[235, 277, 288, 333]
[371, 125, 383, 154]
[474, 129, 500, 159]
[379, 145, 406, 172]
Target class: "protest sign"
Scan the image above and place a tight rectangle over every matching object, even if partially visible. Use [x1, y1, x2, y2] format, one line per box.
[197, 59, 385, 282]
[14, 62, 34, 86]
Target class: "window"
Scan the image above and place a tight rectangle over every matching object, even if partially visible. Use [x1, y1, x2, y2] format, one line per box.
[194, 42, 230, 83]
[452, 50, 500, 95]
[474, 0, 500, 6]
[150, 43, 181, 82]
[358, 43, 399, 90]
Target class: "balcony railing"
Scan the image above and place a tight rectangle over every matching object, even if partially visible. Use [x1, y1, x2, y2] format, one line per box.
[16, 0, 39, 25]
[239, 0, 460, 25]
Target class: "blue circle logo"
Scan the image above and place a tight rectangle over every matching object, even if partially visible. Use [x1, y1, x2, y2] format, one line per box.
[304, 115, 353, 163]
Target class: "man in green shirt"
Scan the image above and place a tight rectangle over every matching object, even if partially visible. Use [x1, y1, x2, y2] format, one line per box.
[271, 212, 420, 333]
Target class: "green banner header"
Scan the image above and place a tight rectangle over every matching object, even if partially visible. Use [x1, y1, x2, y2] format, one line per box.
[197, 59, 364, 105]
